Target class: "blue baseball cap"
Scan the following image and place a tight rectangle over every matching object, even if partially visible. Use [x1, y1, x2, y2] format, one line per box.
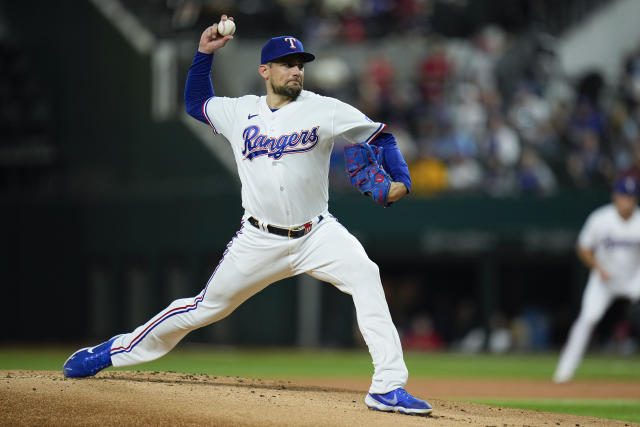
[613, 175, 639, 196]
[260, 36, 315, 64]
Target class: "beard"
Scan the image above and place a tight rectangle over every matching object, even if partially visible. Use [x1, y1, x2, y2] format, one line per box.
[271, 79, 302, 100]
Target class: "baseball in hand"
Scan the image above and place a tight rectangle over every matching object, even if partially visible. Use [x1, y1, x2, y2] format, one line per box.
[217, 19, 236, 36]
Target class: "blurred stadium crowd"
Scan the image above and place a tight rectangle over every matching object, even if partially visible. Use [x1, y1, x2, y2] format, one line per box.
[4, 0, 639, 199]
[118, 0, 640, 198]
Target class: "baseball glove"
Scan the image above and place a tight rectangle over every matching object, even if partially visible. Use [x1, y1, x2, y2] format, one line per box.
[344, 142, 391, 206]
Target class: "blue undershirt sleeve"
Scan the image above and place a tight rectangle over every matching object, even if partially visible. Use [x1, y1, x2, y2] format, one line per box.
[371, 132, 412, 192]
[184, 51, 215, 124]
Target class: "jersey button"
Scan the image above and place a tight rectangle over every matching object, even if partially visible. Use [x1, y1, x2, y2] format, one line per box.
[280, 186, 284, 191]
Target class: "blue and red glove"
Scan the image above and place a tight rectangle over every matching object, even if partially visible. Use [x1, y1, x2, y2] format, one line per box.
[344, 142, 392, 207]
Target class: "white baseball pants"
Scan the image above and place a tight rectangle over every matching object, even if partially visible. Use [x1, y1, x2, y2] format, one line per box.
[553, 270, 640, 382]
[109, 214, 408, 394]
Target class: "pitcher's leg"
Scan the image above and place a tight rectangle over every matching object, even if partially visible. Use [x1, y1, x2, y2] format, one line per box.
[295, 218, 407, 394]
[111, 225, 291, 367]
[554, 275, 612, 383]
[348, 259, 408, 394]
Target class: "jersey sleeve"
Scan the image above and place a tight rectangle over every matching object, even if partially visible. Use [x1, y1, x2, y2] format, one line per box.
[577, 211, 600, 250]
[332, 98, 386, 143]
[371, 132, 412, 191]
[202, 96, 239, 137]
[184, 51, 215, 124]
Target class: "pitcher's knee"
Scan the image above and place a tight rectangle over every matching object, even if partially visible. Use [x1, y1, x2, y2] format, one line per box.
[351, 258, 380, 278]
[351, 259, 380, 282]
[198, 289, 246, 321]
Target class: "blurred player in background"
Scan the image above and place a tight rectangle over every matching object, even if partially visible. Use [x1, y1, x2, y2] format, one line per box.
[553, 175, 640, 383]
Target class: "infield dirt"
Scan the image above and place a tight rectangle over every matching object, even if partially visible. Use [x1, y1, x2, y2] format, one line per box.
[1, 370, 638, 426]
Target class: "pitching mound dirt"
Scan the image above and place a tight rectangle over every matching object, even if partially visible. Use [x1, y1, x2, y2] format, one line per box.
[1, 370, 636, 426]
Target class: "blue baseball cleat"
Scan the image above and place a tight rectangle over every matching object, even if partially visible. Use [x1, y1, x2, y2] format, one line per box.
[62, 335, 121, 378]
[365, 388, 433, 415]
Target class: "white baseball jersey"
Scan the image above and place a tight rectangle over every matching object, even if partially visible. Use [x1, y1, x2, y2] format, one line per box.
[578, 204, 640, 287]
[202, 90, 385, 227]
[554, 203, 640, 382]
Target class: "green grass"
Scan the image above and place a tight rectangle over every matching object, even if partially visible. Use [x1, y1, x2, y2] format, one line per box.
[1, 346, 639, 381]
[470, 398, 640, 424]
[2, 347, 639, 422]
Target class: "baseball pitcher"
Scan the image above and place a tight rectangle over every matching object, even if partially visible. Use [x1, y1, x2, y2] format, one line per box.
[62, 15, 432, 415]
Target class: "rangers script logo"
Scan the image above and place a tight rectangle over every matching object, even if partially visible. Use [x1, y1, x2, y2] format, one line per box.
[241, 125, 320, 160]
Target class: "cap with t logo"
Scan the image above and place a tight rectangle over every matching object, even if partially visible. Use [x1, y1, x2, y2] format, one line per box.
[260, 36, 315, 64]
